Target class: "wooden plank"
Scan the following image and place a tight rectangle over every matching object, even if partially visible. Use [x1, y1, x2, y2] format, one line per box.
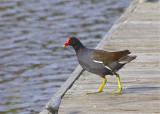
[40, 65, 85, 114]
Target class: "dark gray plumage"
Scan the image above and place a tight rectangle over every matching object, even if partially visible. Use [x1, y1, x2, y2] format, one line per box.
[63, 37, 136, 94]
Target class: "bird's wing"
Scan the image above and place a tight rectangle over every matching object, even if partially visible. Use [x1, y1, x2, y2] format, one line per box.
[90, 49, 131, 66]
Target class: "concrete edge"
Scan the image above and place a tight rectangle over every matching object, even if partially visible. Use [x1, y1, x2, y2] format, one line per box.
[40, 0, 139, 114]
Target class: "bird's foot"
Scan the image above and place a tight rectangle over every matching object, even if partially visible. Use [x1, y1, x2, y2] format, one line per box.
[122, 86, 127, 89]
[107, 88, 122, 95]
[86, 90, 104, 94]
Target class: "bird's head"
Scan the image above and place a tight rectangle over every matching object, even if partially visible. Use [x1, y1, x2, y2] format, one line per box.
[63, 37, 81, 47]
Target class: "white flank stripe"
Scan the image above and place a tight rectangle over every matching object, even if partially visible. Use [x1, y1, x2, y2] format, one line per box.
[105, 66, 112, 71]
[93, 60, 112, 71]
[93, 60, 103, 63]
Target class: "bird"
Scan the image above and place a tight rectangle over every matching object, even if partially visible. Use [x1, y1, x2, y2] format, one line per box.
[63, 37, 136, 94]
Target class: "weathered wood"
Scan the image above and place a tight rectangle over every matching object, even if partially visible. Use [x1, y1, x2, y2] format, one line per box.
[40, 65, 85, 114]
[58, 0, 160, 114]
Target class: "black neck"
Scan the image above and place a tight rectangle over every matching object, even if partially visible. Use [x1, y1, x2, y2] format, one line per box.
[73, 43, 85, 51]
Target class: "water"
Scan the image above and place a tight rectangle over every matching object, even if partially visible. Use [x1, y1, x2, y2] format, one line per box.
[0, 0, 131, 113]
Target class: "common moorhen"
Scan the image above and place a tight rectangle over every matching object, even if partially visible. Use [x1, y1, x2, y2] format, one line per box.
[63, 37, 136, 94]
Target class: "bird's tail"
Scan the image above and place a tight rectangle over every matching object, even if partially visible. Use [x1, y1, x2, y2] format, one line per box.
[118, 55, 137, 64]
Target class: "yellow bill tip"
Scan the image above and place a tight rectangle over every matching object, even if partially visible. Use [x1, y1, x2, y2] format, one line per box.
[63, 45, 66, 47]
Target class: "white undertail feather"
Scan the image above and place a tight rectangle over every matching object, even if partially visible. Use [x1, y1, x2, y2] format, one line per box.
[118, 61, 129, 64]
[118, 55, 136, 64]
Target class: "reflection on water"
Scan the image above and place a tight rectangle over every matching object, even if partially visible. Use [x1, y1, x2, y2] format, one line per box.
[0, 0, 131, 113]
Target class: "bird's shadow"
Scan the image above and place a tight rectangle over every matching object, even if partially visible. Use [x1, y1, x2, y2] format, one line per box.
[122, 85, 160, 94]
[69, 111, 81, 114]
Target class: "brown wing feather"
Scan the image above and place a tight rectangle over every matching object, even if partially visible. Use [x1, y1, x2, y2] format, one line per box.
[91, 49, 131, 66]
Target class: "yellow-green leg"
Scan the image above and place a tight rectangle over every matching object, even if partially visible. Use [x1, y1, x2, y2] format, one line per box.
[107, 73, 122, 95]
[86, 77, 107, 94]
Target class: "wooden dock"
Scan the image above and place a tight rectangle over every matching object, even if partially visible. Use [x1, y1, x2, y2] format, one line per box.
[40, 0, 160, 113]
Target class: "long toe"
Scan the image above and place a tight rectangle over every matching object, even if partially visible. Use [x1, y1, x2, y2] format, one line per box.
[107, 89, 122, 95]
[122, 86, 127, 89]
[86, 91, 104, 94]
